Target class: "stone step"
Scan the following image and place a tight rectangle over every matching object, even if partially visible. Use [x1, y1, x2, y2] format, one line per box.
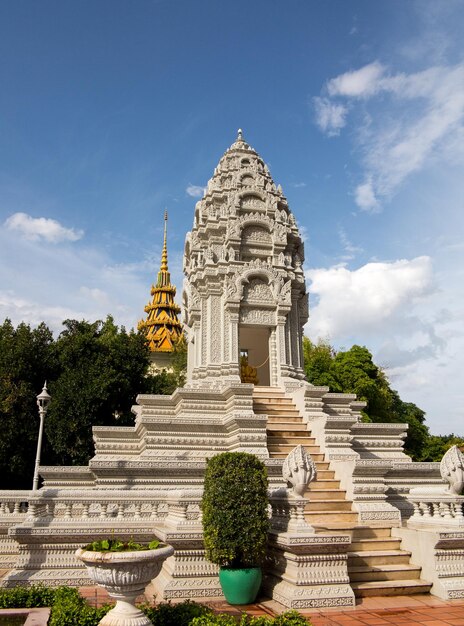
[348, 563, 423, 582]
[350, 538, 402, 552]
[348, 550, 412, 567]
[305, 500, 353, 512]
[266, 422, 310, 434]
[313, 462, 331, 470]
[350, 579, 432, 597]
[268, 444, 321, 453]
[267, 436, 316, 445]
[316, 525, 392, 539]
[313, 471, 337, 481]
[351, 526, 394, 539]
[269, 450, 324, 460]
[266, 416, 303, 423]
[305, 488, 346, 500]
[306, 479, 341, 490]
[253, 388, 286, 397]
[255, 408, 300, 416]
[305, 511, 359, 524]
[253, 397, 293, 405]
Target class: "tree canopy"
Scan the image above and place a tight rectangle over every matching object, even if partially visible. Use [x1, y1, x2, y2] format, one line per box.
[0, 317, 186, 488]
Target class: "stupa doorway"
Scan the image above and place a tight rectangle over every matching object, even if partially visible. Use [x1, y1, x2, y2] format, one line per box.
[238, 324, 271, 386]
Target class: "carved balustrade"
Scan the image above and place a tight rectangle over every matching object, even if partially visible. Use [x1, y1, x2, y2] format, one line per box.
[0, 491, 30, 517]
[0, 489, 178, 525]
[408, 492, 464, 528]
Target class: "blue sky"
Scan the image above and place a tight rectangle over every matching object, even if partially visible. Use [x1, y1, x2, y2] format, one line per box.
[1, 0, 463, 435]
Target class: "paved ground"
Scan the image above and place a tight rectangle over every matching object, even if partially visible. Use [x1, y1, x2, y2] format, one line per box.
[79, 587, 464, 625]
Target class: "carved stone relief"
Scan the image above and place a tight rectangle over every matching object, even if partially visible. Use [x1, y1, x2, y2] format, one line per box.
[240, 195, 266, 211]
[242, 278, 273, 304]
[241, 225, 272, 244]
[239, 308, 275, 326]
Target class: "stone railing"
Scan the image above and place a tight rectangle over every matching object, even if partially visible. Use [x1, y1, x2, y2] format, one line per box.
[0, 491, 30, 517]
[0, 488, 188, 525]
[406, 445, 464, 529]
[408, 492, 464, 528]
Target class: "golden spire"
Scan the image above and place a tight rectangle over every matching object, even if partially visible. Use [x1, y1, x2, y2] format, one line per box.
[138, 210, 183, 352]
[160, 210, 168, 272]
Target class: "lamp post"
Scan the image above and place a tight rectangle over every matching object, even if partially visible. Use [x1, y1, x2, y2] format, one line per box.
[32, 382, 51, 491]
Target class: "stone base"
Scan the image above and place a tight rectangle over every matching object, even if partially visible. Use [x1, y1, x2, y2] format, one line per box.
[264, 578, 355, 609]
[392, 527, 464, 600]
[264, 530, 355, 609]
[149, 528, 222, 600]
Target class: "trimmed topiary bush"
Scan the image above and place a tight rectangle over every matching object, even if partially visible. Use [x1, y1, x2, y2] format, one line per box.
[201, 452, 270, 568]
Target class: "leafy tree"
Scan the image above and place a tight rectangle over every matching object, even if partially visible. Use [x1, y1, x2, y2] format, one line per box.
[420, 434, 464, 462]
[45, 317, 150, 466]
[0, 319, 56, 488]
[302, 337, 338, 389]
[0, 316, 189, 484]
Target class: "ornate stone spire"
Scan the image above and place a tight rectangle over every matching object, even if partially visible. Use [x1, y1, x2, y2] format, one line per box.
[183, 130, 308, 385]
[138, 211, 183, 352]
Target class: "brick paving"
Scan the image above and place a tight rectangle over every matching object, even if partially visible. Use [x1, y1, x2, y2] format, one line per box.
[79, 587, 464, 625]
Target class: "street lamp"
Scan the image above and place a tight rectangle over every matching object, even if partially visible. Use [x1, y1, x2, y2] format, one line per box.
[32, 382, 51, 491]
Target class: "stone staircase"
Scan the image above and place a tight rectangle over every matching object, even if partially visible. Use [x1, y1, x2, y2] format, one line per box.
[253, 386, 432, 598]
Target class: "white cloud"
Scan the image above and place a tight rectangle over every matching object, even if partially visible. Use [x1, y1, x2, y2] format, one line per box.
[306, 256, 434, 339]
[186, 184, 205, 198]
[304, 254, 464, 434]
[354, 180, 379, 212]
[4, 212, 83, 243]
[313, 97, 348, 136]
[315, 61, 464, 211]
[0, 291, 86, 332]
[327, 61, 386, 98]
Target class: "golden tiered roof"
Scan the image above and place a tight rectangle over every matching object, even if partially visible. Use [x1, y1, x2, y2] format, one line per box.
[138, 212, 183, 352]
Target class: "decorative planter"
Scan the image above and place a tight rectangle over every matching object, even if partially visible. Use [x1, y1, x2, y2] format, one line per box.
[76, 544, 174, 626]
[218, 567, 262, 605]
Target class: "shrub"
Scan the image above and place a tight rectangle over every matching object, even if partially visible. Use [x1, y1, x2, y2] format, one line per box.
[202, 452, 270, 568]
[190, 611, 309, 625]
[0, 584, 55, 608]
[0, 585, 309, 625]
[48, 587, 110, 626]
[142, 599, 212, 625]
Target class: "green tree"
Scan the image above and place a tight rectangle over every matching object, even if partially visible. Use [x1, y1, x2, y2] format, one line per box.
[46, 317, 150, 466]
[420, 434, 464, 462]
[302, 337, 338, 389]
[0, 319, 56, 488]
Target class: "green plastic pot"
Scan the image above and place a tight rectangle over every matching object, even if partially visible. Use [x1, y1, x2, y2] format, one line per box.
[218, 567, 262, 605]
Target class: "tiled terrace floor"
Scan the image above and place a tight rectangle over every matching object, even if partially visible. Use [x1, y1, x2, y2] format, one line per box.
[79, 587, 464, 625]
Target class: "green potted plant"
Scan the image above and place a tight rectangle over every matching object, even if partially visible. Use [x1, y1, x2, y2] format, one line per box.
[201, 452, 270, 605]
[76, 537, 173, 626]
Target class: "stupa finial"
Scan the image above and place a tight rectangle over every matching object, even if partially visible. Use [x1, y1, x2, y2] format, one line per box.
[161, 210, 168, 271]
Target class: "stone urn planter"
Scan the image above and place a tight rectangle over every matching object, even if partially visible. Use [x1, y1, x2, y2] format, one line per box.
[76, 543, 174, 626]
